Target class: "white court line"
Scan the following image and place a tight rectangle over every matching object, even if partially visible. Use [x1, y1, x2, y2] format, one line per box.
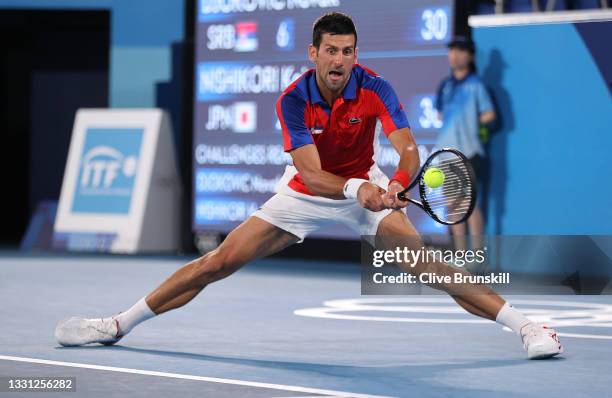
[555, 333, 612, 340]
[295, 298, 612, 340]
[0, 355, 391, 398]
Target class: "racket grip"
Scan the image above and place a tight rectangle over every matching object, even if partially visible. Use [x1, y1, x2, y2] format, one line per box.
[397, 191, 407, 201]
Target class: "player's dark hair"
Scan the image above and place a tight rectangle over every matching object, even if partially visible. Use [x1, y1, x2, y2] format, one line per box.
[312, 12, 357, 49]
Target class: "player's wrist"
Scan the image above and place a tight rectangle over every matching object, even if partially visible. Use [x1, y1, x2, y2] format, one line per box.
[343, 178, 369, 199]
[388, 181, 403, 190]
[389, 170, 411, 189]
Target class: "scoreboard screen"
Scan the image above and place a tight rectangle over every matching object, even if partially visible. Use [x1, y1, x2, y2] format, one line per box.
[193, 0, 454, 239]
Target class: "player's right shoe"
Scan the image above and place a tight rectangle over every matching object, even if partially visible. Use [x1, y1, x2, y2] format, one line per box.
[521, 323, 564, 359]
[55, 317, 122, 347]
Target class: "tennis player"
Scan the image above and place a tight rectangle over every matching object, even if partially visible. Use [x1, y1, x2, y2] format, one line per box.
[56, 12, 562, 359]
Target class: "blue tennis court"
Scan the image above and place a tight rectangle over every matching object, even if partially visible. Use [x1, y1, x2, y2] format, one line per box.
[2, 254, 611, 398]
[2, 1, 611, 398]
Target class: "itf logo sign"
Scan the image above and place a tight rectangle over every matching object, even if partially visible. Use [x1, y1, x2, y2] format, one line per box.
[72, 128, 144, 214]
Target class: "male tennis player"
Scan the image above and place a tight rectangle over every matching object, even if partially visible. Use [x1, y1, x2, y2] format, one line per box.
[56, 12, 562, 359]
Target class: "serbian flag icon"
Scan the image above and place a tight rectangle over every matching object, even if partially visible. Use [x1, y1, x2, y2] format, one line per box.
[234, 21, 258, 52]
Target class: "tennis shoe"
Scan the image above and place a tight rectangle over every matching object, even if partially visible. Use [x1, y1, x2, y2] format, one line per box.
[55, 316, 122, 347]
[521, 323, 563, 359]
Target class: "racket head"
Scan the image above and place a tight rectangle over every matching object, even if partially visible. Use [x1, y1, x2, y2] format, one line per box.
[418, 148, 477, 225]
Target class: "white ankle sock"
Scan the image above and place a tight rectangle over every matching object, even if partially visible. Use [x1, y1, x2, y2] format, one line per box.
[495, 302, 531, 334]
[115, 297, 156, 335]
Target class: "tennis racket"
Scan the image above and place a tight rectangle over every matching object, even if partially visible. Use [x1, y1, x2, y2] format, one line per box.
[396, 148, 476, 225]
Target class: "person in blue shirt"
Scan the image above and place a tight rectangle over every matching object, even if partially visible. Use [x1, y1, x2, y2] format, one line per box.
[435, 36, 496, 253]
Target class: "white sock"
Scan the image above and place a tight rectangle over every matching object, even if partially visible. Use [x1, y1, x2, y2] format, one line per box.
[495, 302, 531, 334]
[115, 297, 156, 335]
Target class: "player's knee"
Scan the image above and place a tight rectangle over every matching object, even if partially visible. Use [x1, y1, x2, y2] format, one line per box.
[410, 262, 428, 276]
[192, 249, 238, 283]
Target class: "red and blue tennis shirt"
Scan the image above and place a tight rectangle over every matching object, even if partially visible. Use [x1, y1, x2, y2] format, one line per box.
[276, 64, 410, 196]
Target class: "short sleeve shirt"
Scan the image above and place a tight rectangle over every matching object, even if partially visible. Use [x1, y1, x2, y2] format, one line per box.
[435, 73, 493, 158]
[276, 64, 410, 195]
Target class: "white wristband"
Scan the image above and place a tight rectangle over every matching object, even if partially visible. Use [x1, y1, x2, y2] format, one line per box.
[343, 178, 368, 199]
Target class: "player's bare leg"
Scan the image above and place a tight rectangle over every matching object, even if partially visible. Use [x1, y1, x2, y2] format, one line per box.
[147, 217, 299, 314]
[55, 217, 299, 346]
[376, 210, 563, 358]
[377, 210, 503, 318]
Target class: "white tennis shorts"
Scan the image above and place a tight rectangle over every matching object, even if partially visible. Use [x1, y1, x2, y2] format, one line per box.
[252, 165, 396, 242]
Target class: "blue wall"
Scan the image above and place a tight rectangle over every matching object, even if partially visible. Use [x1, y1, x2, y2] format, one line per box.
[473, 21, 612, 234]
[0, 0, 185, 107]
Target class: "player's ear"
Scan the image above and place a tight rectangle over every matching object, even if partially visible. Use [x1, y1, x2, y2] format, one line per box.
[354, 46, 359, 64]
[308, 44, 317, 63]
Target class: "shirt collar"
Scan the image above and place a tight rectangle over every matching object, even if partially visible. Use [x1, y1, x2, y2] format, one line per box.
[451, 71, 473, 84]
[308, 72, 325, 105]
[309, 69, 358, 105]
[342, 69, 357, 100]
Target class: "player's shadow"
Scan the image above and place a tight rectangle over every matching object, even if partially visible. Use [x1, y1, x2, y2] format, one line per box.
[57, 345, 552, 396]
[481, 48, 514, 237]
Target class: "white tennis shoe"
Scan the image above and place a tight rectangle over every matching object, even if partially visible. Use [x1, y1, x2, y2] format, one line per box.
[521, 323, 564, 359]
[55, 317, 122, 347]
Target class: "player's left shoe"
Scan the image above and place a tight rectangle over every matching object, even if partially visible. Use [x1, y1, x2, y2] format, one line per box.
[521, 323, 563, 359]
[55, 317, 122, 347]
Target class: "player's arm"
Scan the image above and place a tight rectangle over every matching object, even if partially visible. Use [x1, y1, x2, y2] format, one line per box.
[384, 127, 420, 209]
[289, 144, 345, 199]
[278, 90, 386, 211]
[368, 76, 417, 209]
[290, 144, 387, 211]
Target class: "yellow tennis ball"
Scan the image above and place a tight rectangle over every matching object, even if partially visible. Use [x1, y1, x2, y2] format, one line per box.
[424, 167, 445, 188]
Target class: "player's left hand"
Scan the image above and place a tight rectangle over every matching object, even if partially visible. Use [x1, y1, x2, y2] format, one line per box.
[383, 181, 409, 210]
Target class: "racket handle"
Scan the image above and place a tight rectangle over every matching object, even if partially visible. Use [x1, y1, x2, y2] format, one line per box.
[397, 191, 408, 201]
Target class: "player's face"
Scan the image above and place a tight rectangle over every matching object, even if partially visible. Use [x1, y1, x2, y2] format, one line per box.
[309, 33, 357, 95]
[448, 47, 472, 71]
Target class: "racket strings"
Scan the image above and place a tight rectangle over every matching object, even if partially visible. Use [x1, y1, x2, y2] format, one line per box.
[421, 153, 475, 223]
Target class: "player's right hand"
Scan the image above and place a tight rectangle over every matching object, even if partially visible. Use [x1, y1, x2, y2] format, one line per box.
[357, 183, 387, 212]
[383, 181, 409, 210]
